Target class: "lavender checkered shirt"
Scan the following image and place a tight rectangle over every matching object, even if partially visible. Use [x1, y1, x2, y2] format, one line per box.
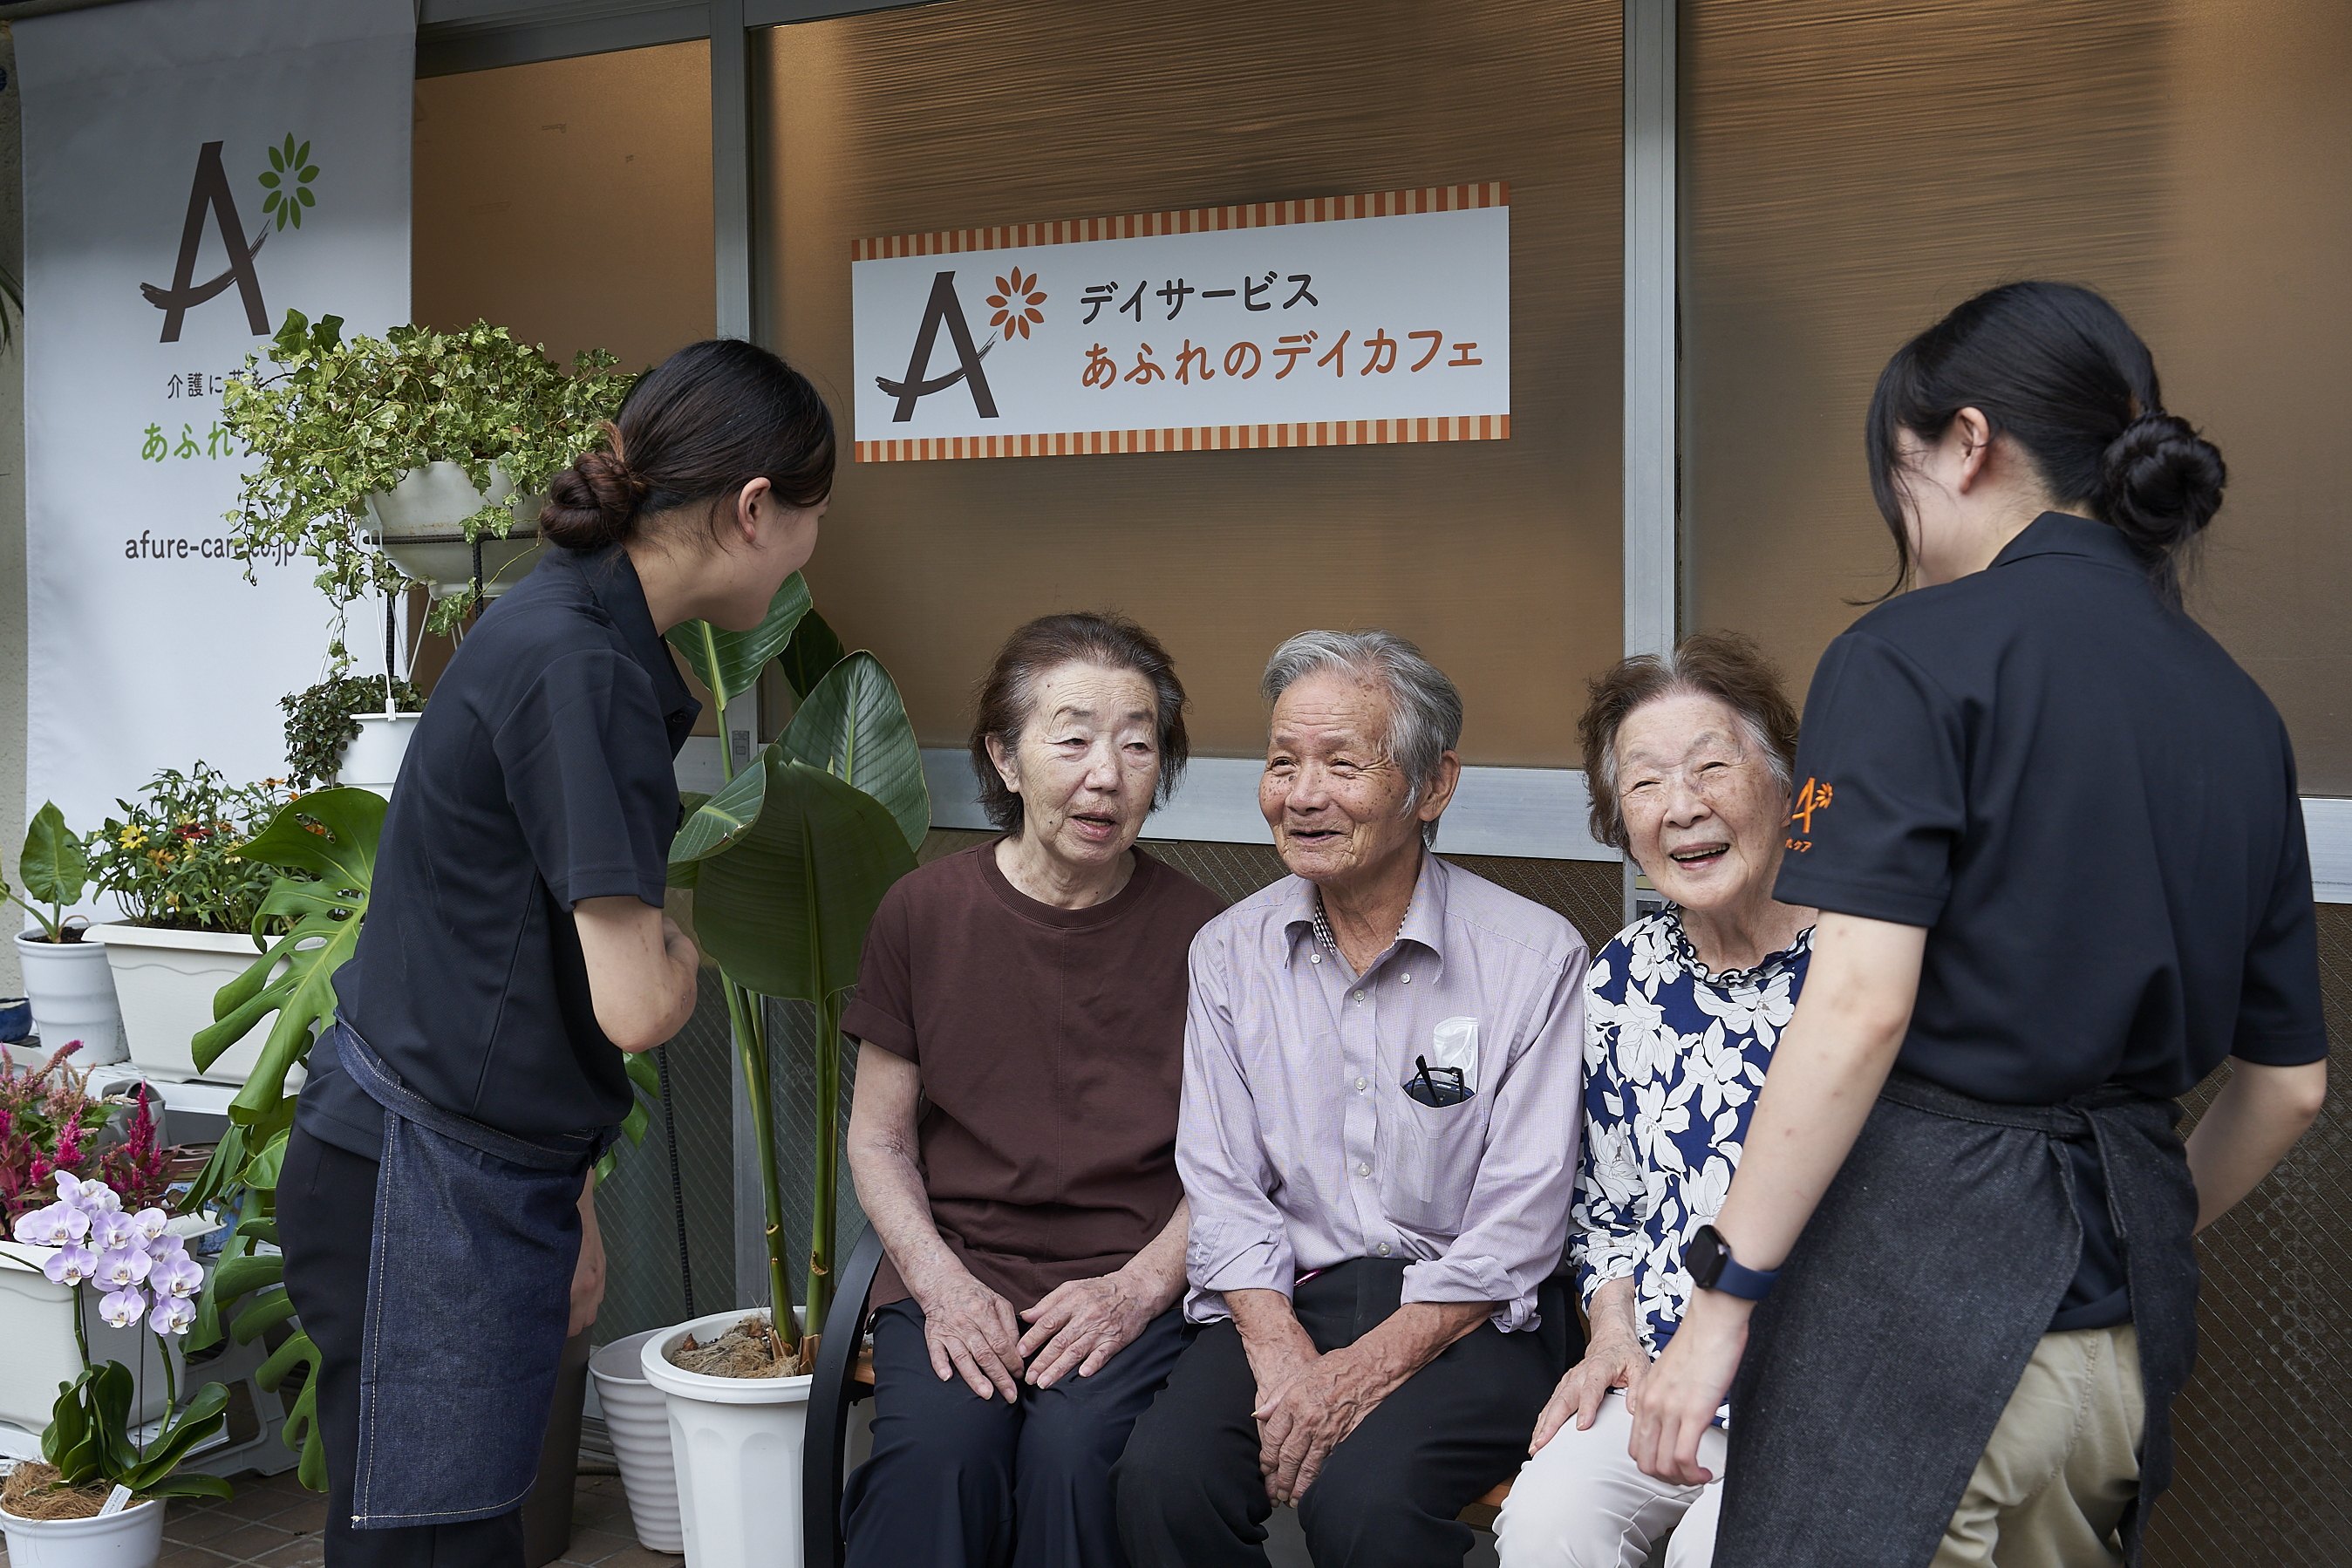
[1178, 852, 1589, 1332]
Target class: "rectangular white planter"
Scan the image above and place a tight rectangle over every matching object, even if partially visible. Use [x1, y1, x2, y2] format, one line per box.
[88, 923, 299, 1089]
[0, 1244, 180, 1435]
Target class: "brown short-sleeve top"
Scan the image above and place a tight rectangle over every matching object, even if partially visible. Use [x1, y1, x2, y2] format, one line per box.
[842, 842, 1226, 1314]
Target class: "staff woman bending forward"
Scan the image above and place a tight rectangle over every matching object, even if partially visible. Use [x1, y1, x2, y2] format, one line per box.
[1632, 282, 2328, 1568]
[280, 340, 834, 1567]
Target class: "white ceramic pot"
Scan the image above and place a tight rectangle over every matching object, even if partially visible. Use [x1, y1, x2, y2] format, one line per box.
[0, 1496, 166, 1567]
[361, 461, 549, 602]
[0, 1245, 181, 1435]
[13, 933, 126, 1068]
[590, 1328, 685, 1553]
[337, 712, 423, 797]
[87, 924, 297, 1090]
[642, 1308, 813, 1568]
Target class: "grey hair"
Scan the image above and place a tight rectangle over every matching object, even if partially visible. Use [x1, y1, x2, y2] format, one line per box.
[1260, 630, 1463, 848]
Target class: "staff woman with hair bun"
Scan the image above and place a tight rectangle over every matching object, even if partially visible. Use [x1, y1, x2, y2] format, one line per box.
[1629, 282, 2328, 1567]
[279, 338, 835, 1567]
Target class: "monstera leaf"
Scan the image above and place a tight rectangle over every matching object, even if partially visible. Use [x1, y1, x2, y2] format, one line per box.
[665, 572, 809, 709]
[671, 752, 916, 1007]
[775, 652, 929, 854]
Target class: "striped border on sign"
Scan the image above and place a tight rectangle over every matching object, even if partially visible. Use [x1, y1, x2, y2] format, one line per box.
[852, 182, 1510, 262]
[854, 414, 1510, 463]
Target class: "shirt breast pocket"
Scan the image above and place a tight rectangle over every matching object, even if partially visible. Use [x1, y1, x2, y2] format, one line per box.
[1380, 1086, 1489, 1238]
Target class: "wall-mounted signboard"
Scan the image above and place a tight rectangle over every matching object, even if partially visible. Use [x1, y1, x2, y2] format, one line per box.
[851, 183, 1510, 460]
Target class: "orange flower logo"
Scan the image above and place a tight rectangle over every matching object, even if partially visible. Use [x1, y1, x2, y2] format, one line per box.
[988, 268, 1046, 341]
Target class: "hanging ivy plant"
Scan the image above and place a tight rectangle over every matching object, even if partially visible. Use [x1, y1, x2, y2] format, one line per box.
[281, 675, 427, 791]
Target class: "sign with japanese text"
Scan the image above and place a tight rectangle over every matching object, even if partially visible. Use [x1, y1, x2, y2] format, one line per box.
[851, 184, 1509, 460]
[16, 0, 413, 847]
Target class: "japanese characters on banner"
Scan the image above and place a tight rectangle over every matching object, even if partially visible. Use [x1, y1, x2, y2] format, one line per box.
[851, 185, 1509, 460]
[15, 0, 413, 842]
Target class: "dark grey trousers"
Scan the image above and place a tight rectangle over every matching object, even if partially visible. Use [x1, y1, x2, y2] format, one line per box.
[1114, 1259, 1575, 1568]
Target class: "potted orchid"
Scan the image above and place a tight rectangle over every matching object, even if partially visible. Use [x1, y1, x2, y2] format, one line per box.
[1, 1172, 230, 1565]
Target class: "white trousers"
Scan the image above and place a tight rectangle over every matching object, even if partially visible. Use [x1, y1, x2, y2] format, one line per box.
[1491, 1391, 1727, 1568]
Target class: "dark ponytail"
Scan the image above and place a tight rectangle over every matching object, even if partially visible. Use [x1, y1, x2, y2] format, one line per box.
[1865, 281, 2226, 605]
[539, 338, 835, 552]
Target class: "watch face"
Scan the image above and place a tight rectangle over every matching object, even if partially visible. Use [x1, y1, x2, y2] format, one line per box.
[1687, 1225, 1725, 1289]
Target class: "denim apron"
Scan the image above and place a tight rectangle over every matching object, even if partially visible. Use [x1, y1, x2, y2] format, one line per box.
[332, 1020, 613, 1529]
[1715, 1069, 2199, 1568]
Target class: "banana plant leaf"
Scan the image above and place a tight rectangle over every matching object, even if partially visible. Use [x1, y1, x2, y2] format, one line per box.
[670, 751, 916, 1007]
[775, 651, 930, 854]
[774, 606, 848, 699]
[665, 572, 809, 709]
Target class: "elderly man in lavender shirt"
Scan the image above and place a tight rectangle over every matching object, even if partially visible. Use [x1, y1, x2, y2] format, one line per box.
[1115, 631, 1589, 1568]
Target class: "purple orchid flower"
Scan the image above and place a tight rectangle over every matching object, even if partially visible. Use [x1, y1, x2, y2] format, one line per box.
[92, 1245, 153, 1290]
[148, 1293, 197, 1336]
[12, 1201, 89, 1247]
[89, 1208, 138, 1251]
[130, 1207, 170, 1244]
[98, 1285, 147, 1329]
[43, 1243, 97, 1286]
[148, 1248, 204, 1300]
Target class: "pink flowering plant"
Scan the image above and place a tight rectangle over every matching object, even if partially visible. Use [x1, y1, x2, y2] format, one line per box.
[9, 1171, 231, 1502]
[0, 1041, 172, 1233]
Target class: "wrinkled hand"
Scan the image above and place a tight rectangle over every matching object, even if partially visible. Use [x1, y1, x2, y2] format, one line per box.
[1018, 1271, 1156, 1389]
[569, 1176, 604, 1338]
[1629, 1291, 1747, 1485]
[1252, 1346, 1385, 1503]
[914, 1265, 1025, 1402]
[1531, 1333, 1648, 1453]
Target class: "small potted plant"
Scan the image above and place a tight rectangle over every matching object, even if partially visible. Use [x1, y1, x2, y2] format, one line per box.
[281, 672, 427, 795]
[2, 1167, 231, 1566]
[221, 310, 635, 633]
[81, 767, 295, 1089]
[4, 803, 124, 1069]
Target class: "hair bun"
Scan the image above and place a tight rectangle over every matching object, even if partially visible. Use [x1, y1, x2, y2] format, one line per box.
[2099, 411, 2226, 555]
[539, 440, 650, 550]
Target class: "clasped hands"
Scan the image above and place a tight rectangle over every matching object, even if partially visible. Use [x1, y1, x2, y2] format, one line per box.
[911, 1262, 1160, 1401]
[1242, 1322, 1389, 1504]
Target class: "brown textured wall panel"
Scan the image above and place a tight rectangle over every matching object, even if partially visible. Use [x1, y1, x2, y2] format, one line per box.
[756, 0, 1622, 766]
[1681, 0, 2352, 791]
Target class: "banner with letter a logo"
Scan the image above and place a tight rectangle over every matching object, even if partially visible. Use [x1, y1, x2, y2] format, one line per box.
[15, 0, 413, 844]
[851, 185, 1509, 461]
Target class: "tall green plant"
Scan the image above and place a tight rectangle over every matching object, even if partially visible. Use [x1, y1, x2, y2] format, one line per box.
[666, 582, 926, 1347]
[3, 802, 90, 942]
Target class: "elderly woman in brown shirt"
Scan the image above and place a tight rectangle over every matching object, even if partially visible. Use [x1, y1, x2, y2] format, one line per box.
[840, 611, 1225, 1568]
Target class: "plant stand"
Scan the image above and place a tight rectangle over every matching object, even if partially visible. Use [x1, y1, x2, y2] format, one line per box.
[88, 924, 291, 1088]
[13, 934, 126, 1067]
[0, 1494, 166, 1567]
[641, 1307, 814, 1568]
[589, 1328, 685, 1553]
[362, 461, 548, 602]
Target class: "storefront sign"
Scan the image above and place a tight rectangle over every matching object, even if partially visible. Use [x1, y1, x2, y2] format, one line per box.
[16, 0, 414, 840]
[852, 184, 1509, 460]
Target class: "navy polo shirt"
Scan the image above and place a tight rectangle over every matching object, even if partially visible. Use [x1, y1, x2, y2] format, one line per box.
[1776, 512, 2327, 1327]
[295, 546, 699, 1161]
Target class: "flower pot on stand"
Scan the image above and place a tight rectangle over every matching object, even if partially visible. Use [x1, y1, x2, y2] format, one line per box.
[86, 924, 298, 1090]
[361, 461, 549, 603]
[0, 1495, 167, 1566]
[337, 712, 423, 797]
[641, 1308, 813, 1568]
[12, 932, 126, 1070]
[590, 1328, 685, 1553]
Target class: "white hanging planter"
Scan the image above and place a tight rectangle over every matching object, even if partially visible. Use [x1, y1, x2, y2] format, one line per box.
[0, 1494, 166, 1567]
[641, 1307, 814, 1568]
[361, 461, 549, 602]
[85, 924, 299, 1090]
[337, 712, 424, 798]
[590, 1328, 685, 1554]
[12, 933, 126, 1070]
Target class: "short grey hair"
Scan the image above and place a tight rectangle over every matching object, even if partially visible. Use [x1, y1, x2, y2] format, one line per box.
[1261, 630, 1463, 848]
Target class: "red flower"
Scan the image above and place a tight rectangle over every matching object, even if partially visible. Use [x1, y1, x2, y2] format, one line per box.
[986, 268, 1047, 341]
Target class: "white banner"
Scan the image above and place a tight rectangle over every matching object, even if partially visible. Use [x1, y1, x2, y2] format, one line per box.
[17, 0, 413, 846]
[851, 184, 1510, 461]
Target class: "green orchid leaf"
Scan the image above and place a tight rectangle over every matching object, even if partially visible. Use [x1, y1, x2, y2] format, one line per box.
[119, 1381, 230, 1491]
[687, 752, 916, 1007]
[143, 1473, 236, 1501]
[665, 573, 810, 711]
[777, 651, 931, 854]
[20, 801, 88, 907]
[774, 607, 849, 700]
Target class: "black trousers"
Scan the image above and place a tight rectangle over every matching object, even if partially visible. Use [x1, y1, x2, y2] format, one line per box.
[278, 1124, 526, 1568]
[1114, 1259, 1575, 1568]
[843, 1297, 1190, 1568]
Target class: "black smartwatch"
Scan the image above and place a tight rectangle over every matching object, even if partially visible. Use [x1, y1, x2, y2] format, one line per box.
[1687, 1224, 1777, 1301]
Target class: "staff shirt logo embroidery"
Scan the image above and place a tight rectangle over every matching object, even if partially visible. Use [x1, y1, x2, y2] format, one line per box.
[1785, 776, 1833, 854]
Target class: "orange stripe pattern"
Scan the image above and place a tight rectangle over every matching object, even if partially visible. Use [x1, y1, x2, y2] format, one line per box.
[855, 414, 1510, 464]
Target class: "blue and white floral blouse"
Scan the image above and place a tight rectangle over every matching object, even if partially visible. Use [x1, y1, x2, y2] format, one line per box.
[1570, 909, 1813, 1399]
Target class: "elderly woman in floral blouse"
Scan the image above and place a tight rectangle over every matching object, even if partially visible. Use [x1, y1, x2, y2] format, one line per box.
[1494, 632, 1813, 1568]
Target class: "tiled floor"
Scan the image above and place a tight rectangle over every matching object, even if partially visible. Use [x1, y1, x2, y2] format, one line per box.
[0, 1469, 671, 1566]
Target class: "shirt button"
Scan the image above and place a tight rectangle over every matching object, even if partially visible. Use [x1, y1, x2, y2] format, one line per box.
[1310, 952, 1322, 965]
[1401, 972, 1412, 984]
[1356, 1161, 1371, 1177]
[1355, 1076, 1368, 1092]
[1375, 1241, 1392, 1257]
[1352, 992, 1364, 1006]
